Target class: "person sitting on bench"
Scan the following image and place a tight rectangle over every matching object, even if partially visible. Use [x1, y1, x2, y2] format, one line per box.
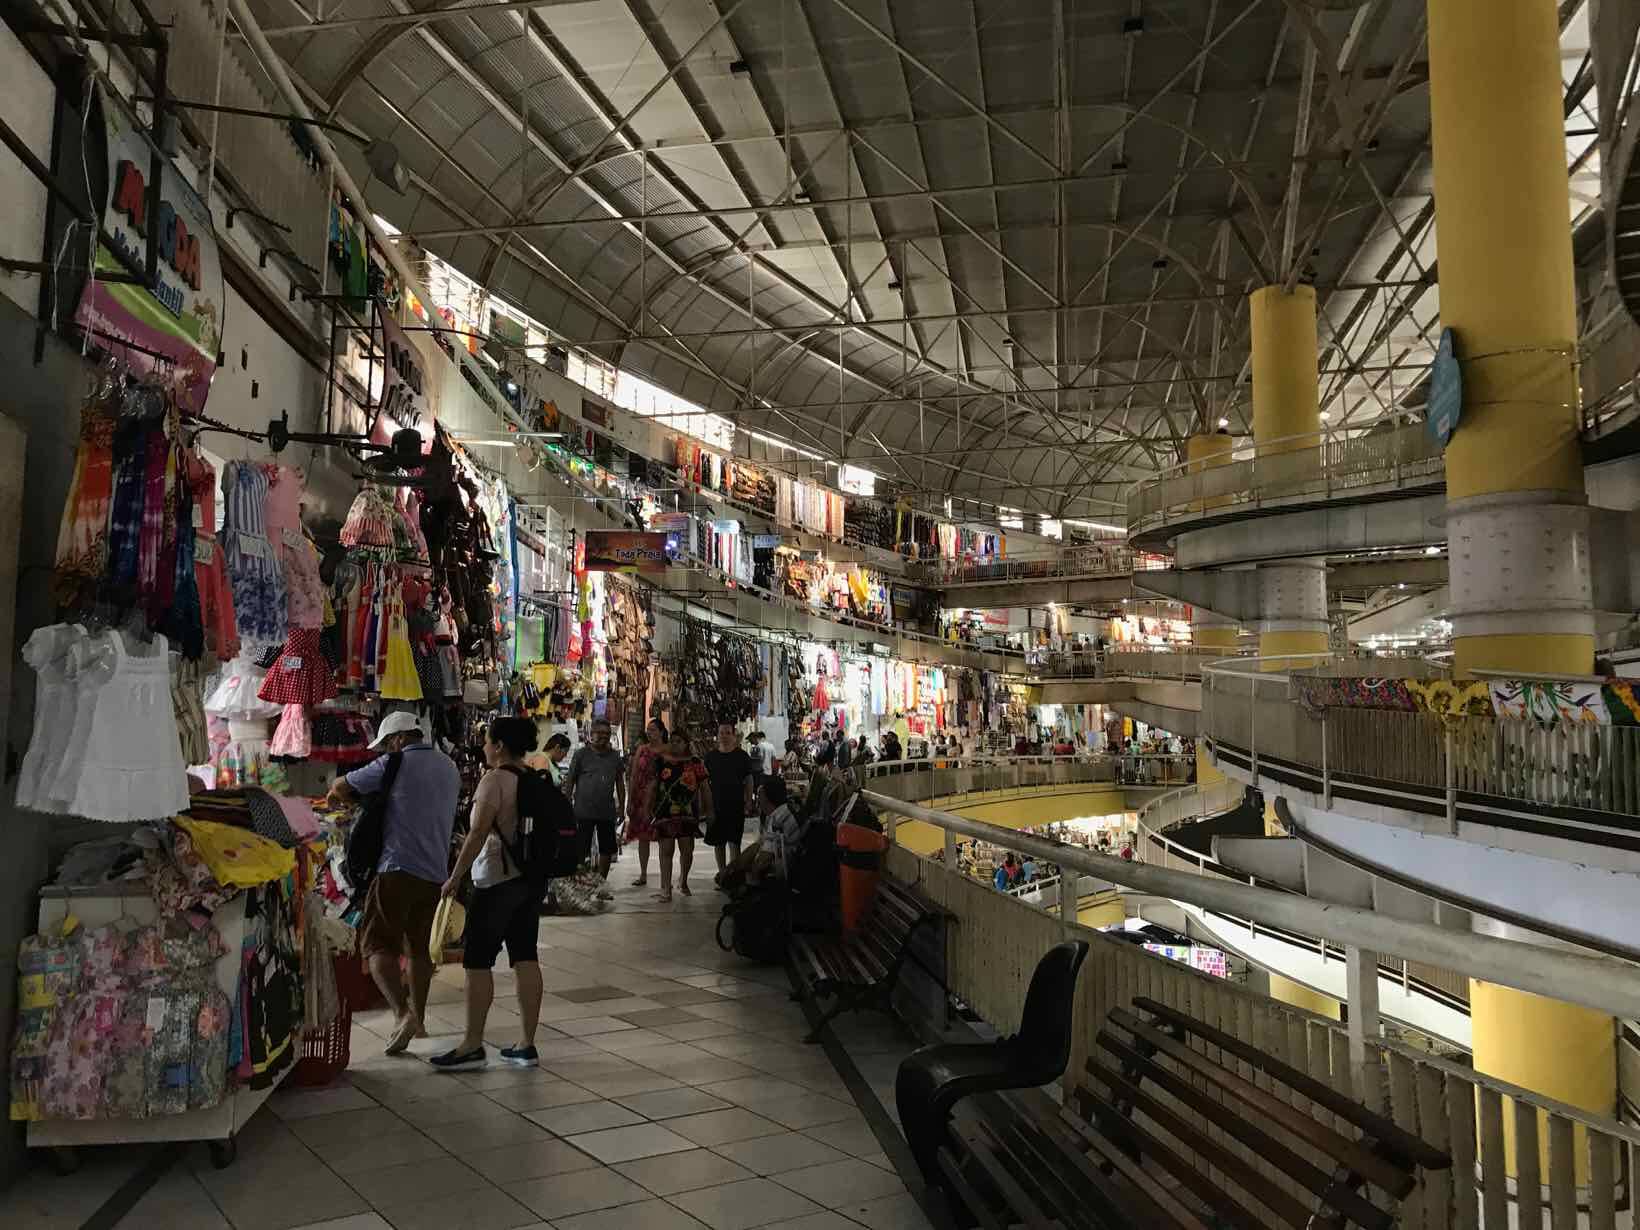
[721, 777, 805, 890]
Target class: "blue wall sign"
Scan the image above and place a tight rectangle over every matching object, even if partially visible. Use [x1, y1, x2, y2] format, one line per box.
[1426, 327, 1462, 449]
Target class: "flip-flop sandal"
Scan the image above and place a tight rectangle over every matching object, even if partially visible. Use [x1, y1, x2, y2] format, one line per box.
[678, 884, 692, 896]
[654, 890, 673, 903]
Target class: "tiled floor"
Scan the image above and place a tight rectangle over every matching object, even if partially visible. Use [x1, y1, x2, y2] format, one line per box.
[4, 884, 933, 1230]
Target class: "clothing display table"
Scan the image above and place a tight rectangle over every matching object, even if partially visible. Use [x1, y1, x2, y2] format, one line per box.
[25, 884, 291, 1170]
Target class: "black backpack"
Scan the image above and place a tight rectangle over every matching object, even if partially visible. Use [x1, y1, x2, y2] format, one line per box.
[344, 751, 403, 902]
[716, 881, 790, 964]
[496, 765, 578, 883]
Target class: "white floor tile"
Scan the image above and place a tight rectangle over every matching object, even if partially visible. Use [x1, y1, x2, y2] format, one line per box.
[712, 1132, 850, 1176]
[554, 1198, 713, 1230]
[504, 1166, 651, 1220]
[288, 1215, 394, 1230]
[772, 1158, 905, 1207]
[664, 1108, 788, 1147]
[524, 1098, 646, 1135]
[832, 1191, 933, 1230]
[614, 1149, 757, 1196]
[373, 1183, 541, 1230]
[468, 1138, 603, 1184]
[567, 1122, 698, 1164]
[668, 1177, 825, 1230]
[269, 1084, 379, 1120]
[616, 1086, 733, 1120]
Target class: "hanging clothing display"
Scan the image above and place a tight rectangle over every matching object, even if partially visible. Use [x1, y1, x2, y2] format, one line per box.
[220, 461, 287, 653]
[15, 626, 189, 824]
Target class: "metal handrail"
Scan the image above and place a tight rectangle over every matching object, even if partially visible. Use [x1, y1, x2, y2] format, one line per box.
[1132, 780, 1471, 1011]
[1125, 421, 1443, 535]
[864, 788, 1640, 1022]
[1201, 652, 1640, 820]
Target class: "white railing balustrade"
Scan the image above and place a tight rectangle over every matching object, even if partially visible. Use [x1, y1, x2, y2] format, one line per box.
[1126, 423, 1444, 537]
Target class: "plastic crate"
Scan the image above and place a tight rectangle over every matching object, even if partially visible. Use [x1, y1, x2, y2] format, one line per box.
[291, 955, 355, 1087]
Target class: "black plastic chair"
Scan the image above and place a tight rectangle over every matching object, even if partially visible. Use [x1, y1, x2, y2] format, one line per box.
[895, 940, 1090, 1190]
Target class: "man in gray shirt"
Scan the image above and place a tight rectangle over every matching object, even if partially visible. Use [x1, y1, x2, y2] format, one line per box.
[327, 711, 460, 1053]
[563, 717, 626, 899]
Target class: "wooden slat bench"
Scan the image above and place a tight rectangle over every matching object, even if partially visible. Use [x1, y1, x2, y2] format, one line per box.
[790, 877, 935, 1043]
[926, 994, 1451, 1229]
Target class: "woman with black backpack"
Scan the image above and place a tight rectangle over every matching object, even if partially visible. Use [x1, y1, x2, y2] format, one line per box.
[431, 717, 549, 1072]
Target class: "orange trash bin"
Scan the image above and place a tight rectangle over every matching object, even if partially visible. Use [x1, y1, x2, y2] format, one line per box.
[836, 822, 889, 933]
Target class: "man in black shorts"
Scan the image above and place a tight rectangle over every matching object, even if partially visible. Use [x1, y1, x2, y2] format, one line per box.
[704, 721, 756, 888]
[432, 718, 545, 1071]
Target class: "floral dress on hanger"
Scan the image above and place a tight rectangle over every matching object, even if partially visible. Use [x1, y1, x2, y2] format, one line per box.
[183, 450, 239, 663]
[221, 461, 286, 652]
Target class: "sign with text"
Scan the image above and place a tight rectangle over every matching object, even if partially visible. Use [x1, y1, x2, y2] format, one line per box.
[76, 86, 222, 411]
[379, 312, 429, 430]
[584, 530, 669, 574]
[1426, 327, 1462, 449]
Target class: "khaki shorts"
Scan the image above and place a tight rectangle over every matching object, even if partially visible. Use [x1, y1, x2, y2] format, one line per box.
[360, 870, 441, 961]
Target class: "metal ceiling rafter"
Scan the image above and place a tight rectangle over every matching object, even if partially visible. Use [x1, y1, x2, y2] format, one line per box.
[817, 0, 1060, 179]
[474, 0, 759, 286]
[364, 0, 1040, 470]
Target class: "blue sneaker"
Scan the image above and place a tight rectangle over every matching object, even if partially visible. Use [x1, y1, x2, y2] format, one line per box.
[499, 1044, 539, 1067]
[429, 1045, 487, 1072]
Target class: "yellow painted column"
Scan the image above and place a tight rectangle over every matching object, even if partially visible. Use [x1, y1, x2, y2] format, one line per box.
[1269, 973, 1339, 1020]
[1427, 0, 1610, 1176]
[1248, 286, 1329, 665]
[1430, 0, 1592, 677]
[1186, 430, 1234, 513]
[1250, 285, 1320, 451]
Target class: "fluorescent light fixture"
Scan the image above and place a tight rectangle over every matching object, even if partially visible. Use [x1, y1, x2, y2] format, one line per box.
[452, 438, 516, 447]
[1425, 545, 1441, 555]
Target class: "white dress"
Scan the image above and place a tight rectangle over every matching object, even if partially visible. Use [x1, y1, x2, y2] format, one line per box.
[69, 631, 190, 823]
[15, 624, 84, 812]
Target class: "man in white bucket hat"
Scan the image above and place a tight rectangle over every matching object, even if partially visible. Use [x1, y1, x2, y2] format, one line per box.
[328, 710, 460, 1053]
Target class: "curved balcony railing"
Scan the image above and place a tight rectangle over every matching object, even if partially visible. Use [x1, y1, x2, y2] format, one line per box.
[905, 541, 1142, 586]
[1125, 422, 1443, 539]
[1133, 780, 1470, 1013]
[1025, 647, 1240, 681]
[1202, 653, 1640, 821]
[855, 753, 1121, 803]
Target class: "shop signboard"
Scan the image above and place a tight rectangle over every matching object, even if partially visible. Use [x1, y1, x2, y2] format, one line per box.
[379, 312, 429, 430]
[75, 86, 223, 412]
[584, 530, 668, 574]
[1426, 327, 1462, 449]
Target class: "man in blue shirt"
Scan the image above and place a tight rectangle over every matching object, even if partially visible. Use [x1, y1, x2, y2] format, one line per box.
[327, 711, 460, 1054]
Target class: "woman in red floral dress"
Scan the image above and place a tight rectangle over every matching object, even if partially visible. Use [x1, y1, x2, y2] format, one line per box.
[644, 728, 708, 902]
[624, 718, 668, 889]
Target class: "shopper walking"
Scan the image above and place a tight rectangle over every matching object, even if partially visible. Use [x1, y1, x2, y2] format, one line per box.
[747, 729, 774, 789]
[326, 710, 460, 1055]
[563, 717, 625, 899]
[704, 721, 756, 887]
[647, 728, 708, 902]
[431, 717, 547, 1071]
[625, 719, 667, 888]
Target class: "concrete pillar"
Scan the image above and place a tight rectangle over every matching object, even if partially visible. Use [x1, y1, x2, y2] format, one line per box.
[1428, 0, 1612, 1171]
[1431, 0, 1593, 678]
[1248, 286, 1329, 665]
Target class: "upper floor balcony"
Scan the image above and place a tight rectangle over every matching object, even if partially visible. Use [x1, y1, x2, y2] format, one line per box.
[1126, 423, 1445, 551]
